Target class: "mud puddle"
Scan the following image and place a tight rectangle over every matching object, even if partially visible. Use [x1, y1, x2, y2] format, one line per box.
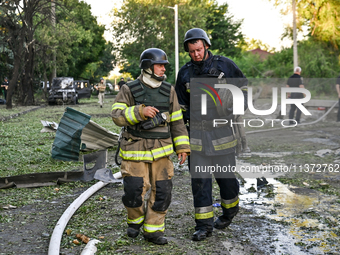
[236, 160, 340, 254]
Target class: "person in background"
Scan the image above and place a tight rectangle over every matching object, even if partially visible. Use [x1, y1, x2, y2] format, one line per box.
[118, 77, 126, 89]
[95, 77, 106, 108]
[286, 67, 304, 125]
[1, 77, 9, 100]
[111, 48, 190, 245]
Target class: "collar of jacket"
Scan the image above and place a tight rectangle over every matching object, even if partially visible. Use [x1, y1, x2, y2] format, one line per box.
[191, 51, 214, 75]
[141, 69, 167, 88]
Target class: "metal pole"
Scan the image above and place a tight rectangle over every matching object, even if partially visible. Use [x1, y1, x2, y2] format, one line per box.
[167, 5, 179, 84]
[174, 4, 179, 82]
[51, 0, 56, 78]
[292, 0, 298, 68]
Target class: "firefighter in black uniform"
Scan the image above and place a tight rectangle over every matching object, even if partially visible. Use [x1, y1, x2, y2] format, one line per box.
[175, 28, 248, 241]
[286, 66, 304, 125]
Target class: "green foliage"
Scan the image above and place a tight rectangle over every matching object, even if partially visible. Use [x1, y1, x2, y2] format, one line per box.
[233, 53, 268, 78]
[234, 37, 340, 85]
[269, 0, 340, 49]
[242, 38, 275, 53]
[207, 2, 245, 58]
[55, 0, 107, 79]
[298, 0, 340, 49]
[112, 0, 244, 83]
[263, 47, 294, 77]
[298, 39, 340, 78]
[1, 0, 112, 107]
[80, 42, 116, 83]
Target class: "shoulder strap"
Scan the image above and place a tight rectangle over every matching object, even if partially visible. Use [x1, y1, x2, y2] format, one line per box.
[126, 79, 145, 98]
[159, 81, 172, 97]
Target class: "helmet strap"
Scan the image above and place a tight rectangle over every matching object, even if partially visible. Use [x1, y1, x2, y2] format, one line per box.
[144, 67, 165, 81]
[202, 40, 208, 60]
[141, 69, 165, 88]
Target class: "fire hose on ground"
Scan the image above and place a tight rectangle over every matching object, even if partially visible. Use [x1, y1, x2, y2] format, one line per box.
[246, 100, 339, 134]
[48, 171, 122, 255]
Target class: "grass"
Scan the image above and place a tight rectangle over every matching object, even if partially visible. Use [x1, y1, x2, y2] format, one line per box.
[0, 97, 120, 177]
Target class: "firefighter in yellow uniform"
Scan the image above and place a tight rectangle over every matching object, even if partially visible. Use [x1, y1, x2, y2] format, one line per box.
[111, 48, 190, 245]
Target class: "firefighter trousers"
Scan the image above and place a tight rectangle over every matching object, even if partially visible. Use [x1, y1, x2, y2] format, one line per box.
[189, 152, 239, 232]
[120, 157, 174, 238]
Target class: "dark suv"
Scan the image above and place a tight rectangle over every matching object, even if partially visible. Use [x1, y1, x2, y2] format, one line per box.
[48, 77, 91, 105]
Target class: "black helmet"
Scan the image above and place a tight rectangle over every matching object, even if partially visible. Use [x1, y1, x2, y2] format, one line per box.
[184, 28, 211, 52]
[139, 48, 169, 69]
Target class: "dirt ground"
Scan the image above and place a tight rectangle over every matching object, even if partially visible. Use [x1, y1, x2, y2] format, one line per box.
[1, 102, 340, 255]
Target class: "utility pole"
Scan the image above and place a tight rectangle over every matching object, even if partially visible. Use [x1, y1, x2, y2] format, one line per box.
[51, 0, 56, 78]
[167, 4, 179, 83]
[292, 0, 298, 68]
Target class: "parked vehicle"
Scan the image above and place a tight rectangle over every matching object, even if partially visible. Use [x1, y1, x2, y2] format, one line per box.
[48, 78, 92, 105]
[48, 77, 78, 105]
[74, 80, 91, 100]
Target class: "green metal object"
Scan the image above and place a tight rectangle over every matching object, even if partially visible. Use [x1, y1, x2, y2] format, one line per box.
[51, 107, 91, 161]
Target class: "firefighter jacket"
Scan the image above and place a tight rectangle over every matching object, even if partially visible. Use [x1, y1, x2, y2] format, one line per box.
[175, 51, 248, 156]
[111, 77, 190, 163]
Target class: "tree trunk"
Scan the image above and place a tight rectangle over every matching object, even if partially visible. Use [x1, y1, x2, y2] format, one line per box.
[6, 55, 21, 109]
[23, 42, 35, 105]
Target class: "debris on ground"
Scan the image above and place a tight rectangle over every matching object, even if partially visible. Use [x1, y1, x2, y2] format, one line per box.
[2, 204, 17, 210]
[315, 149, 333, 157]
[76, 233, 90, 244]
[40, 120, 59, 133]
[51, 107, 118, 162]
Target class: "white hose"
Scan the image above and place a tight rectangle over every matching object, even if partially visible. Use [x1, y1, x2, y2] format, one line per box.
[246, 100, 339, 134]
[48, 181, 109, 255]
[48, 171, 122, 254]
[80, 239, 102, 255]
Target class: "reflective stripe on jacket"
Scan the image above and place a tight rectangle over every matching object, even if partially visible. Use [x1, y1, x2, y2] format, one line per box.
[175, 51, 248, 156]
[111, 77, 190, 163]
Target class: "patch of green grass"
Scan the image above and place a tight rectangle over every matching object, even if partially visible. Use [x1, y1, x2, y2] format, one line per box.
[0, 181, 94, 207]
[277, 174, 340, 197]
[0, 103, 120, 177]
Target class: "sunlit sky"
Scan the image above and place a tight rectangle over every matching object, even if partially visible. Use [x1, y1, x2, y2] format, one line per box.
[83, 0, 294, 51]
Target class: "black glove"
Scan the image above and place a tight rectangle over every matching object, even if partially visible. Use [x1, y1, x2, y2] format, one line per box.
[141, 112, 167, 130]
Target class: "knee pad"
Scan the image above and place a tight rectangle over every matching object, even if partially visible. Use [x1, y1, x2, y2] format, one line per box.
[151, 180, 173, 212]
[122, 176, 143, 208]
